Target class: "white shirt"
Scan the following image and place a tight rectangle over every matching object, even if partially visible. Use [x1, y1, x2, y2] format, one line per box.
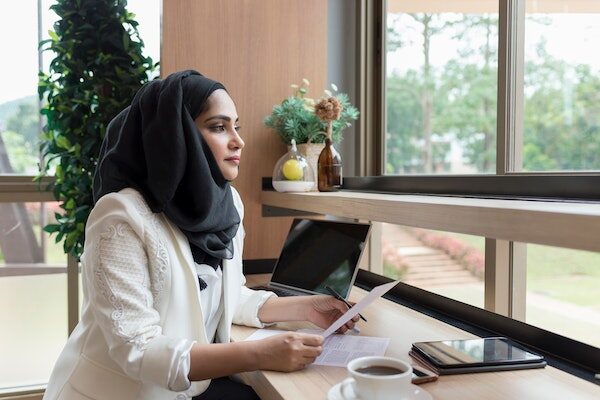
[195, 263, 224, 343]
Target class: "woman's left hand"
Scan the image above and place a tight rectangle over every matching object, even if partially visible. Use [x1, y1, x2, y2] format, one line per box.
[304, 295, 360, 334]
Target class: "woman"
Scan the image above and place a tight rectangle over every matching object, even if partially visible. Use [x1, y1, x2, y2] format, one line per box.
[43, 70, 358, 400]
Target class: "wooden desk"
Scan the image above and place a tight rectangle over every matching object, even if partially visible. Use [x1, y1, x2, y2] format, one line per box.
[232, 275, 600, 400]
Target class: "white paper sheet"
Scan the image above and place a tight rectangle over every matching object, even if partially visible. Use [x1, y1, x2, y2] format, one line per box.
[322, 280, 400, 337]
[244, 329, 390, 367]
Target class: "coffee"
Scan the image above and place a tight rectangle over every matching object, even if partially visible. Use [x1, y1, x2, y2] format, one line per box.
[355, 366, 404, 376]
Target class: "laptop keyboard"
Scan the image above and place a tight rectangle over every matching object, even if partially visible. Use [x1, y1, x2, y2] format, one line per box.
[251, 285, 300, 297]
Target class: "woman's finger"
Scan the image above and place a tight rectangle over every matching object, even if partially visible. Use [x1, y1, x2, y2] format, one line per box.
[301, 334, 324, 347]
[332, 299, 350, 314]
[302, 345, 323, 358]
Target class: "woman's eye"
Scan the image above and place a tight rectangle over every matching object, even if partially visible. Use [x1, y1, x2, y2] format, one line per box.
[210, 125, 226, 132]
[234, 125, 241, 132]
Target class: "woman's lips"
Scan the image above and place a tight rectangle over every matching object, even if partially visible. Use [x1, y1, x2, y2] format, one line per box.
[225, 157, 240, 165]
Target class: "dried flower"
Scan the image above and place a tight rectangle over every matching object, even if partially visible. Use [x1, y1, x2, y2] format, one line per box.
[314, 96, 343, 122]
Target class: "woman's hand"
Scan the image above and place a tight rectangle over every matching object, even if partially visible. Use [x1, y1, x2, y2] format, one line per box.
[304, 295, 360, 334]
[254, 332, 324, 372]
[256, 294, 360, 333]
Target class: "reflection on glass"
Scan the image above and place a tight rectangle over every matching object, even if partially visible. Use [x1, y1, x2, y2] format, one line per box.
[385, 1, 498, 174]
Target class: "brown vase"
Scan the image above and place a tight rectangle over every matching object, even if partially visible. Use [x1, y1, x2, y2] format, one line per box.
[317, 138, 342, 192]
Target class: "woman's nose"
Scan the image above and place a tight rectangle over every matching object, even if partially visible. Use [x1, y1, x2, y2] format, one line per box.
[231, 131, 244, 149]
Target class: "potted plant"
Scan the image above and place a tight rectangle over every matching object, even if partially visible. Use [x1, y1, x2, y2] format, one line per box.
[264, 79, 359, 178]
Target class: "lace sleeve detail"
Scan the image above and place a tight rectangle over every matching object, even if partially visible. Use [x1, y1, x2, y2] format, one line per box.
[94, 222, 161, 350]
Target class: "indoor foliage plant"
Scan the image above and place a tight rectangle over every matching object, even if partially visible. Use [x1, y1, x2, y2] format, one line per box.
[264, 79, 359, 145]
[36, 0, 156, 259]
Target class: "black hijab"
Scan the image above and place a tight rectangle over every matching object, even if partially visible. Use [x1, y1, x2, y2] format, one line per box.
[93, 70, 240, 289]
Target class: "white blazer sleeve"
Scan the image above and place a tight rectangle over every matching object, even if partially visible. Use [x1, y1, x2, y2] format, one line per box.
[84, 193, 193, 391]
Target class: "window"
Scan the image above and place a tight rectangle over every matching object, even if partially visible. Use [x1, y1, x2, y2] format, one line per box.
[385, 1, 499, 174]
[521, 4, 600, 172]
[360, 0, 600, 374]
[0, 1, 45, 176]
[525, 244, 600, 348]
[0, 202, 67, 389]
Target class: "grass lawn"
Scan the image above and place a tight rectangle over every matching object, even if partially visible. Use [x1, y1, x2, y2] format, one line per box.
[439, 231, 600, 307]
[433, 283, 600, 348]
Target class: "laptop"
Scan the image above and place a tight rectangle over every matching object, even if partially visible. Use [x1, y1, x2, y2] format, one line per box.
[252, 218, 371, 299]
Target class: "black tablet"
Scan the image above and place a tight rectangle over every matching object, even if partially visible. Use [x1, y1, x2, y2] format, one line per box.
[412, 337, 545, 369]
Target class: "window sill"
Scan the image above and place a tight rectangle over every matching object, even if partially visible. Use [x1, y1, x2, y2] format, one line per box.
[261, 190, 600, 252]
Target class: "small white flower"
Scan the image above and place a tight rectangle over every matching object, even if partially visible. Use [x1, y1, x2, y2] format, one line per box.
[324, 89, 332, 97]
[302, 78, 310, 86]
[331, 83, 338, 91]
[291, 84, 299, 89]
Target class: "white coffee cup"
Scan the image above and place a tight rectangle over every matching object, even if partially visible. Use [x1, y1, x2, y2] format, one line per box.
[342, 356, 413, 400]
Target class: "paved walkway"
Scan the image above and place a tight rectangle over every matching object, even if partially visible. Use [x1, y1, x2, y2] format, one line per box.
[382, 224, 479, 287]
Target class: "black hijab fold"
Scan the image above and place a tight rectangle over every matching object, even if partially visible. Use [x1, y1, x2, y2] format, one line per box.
[93, 70, 240, 289]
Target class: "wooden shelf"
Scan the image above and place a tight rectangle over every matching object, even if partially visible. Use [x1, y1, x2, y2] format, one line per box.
[261, 190, 600, 253]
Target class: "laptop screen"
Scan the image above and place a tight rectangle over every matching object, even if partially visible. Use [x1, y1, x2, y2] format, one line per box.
[270, 219, 371, 298]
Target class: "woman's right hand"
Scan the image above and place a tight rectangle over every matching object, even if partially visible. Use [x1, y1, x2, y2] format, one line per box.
[254, 332, 324, 372]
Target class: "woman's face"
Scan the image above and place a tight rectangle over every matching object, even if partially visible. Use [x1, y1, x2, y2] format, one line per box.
[195, 89, 245, 181]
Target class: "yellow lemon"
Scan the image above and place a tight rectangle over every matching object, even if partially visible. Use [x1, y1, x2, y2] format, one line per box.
[282, 159, 304, 180]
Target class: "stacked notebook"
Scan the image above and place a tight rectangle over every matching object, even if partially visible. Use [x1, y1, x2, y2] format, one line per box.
[409, 337, 546, 375]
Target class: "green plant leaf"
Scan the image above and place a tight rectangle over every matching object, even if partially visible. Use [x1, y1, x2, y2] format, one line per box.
[38, 0, 156, 260]
[48, 30, 59, 42]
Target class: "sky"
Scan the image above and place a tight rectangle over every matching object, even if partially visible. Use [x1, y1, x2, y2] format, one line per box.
[0, 0, 160, 105]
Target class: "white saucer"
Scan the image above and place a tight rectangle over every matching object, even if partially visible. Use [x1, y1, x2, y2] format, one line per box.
[327, 378, 433, 400]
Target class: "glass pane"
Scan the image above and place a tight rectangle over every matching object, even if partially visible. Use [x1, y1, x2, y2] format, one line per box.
[526, 244, 600, 348]
[381, 224, 484, 308]
[522, 1, 600, 172]
[0, 202, 67, 389]
[0, 1, 41, 175]
[385, 1, 498, 174]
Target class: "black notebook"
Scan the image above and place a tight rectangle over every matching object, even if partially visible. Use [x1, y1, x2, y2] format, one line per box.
[410, 337, 546, 375]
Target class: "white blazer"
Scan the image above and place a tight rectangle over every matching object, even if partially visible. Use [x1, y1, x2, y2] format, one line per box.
[43, 187, 274, 400]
